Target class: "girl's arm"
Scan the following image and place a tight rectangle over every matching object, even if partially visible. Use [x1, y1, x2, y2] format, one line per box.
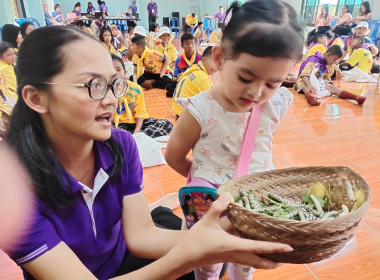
[133, 66, 138, 84]
[165, 108, 201, 177]
[315, 13, 320, 31]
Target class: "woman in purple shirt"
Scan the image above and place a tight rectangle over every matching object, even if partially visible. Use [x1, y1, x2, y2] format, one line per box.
[205, 6, 229, 29]
[1, 25, 289, 280]
[147, 0, 158, 29]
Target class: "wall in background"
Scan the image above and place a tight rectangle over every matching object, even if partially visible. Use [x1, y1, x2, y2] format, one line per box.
[0, 1, 14, 27]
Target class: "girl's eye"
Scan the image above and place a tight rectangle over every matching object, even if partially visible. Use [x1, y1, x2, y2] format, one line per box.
[266, 84, 277, 89]
[238, 75, 251, 84]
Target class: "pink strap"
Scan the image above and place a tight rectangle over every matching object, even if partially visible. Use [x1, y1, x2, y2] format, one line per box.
[233, 105, 263, 178]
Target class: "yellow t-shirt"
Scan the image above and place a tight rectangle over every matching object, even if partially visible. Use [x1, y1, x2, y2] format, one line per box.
[113, 81, 149, 126]
[302, 43, 327, 61]
[186, 14, 198, 25]
[132, 48, 168, 77]
[155, 41, 177, 65]
[0, 70, 17, 116]
[345, 48, 373, 73]
[101, 42, 118, 55]
[0, 61, 17, 94]
[331, 38, 344, 49]
[172, 61, 212, 116]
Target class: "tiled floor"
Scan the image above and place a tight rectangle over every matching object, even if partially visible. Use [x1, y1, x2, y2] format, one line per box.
[1, 67, 380, 279]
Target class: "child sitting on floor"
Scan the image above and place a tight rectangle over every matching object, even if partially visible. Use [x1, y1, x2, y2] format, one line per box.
[295, 45, 366, 106]
[324, 30, 344, 49]
[193, 22, 208, 44]
[339, 36, 373, 73]
[0, 42, 17, 95]
[99, 26, 118, 55]
[131, 35, 172, 90]
[302, 34, 327, 60]
[155, 26, 177, 69]
[172, 46, 217, 117]
[165, 33, 202, 97]
[112, 54, 173, 137]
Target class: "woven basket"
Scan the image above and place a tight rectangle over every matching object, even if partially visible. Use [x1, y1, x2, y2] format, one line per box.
[218, 166, 371, 264]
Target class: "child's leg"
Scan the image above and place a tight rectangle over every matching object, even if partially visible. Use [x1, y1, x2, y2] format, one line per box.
[141, 118, 173, 138]
[300, 86, 320, 106]
[326, 84, 366, 105]
[153, 75, 173, 89]
[228, 263, 255, 280]
[138, 73, 156, 89]
[195, 264, 224, 280]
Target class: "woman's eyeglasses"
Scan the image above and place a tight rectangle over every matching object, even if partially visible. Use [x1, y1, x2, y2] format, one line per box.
[42, 77, 127, 100]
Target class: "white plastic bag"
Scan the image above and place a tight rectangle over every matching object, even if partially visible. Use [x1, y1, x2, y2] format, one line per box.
[133, 132, 167, 168]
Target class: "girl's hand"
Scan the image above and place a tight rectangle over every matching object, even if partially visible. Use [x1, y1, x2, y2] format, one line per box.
[170, 193, 293, 270]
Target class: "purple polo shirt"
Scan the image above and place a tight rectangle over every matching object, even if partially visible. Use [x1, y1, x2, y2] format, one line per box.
[214, 12, 229, 23]
[147, 2, 158, 16]
[4, 129, 143, 280]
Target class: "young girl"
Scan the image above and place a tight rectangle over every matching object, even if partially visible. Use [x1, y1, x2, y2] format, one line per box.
[111, 54, 173, 137]
[165, 1, 303, 279]
[2, 25, 291, 280]
[19, 22, 35, 40]
[99, 26, 119, 55]
[147, 23, 159, 49]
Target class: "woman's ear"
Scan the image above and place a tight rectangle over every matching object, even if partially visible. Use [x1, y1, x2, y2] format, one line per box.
[22, 85, 49, 114]
[212, 44, 224, 71]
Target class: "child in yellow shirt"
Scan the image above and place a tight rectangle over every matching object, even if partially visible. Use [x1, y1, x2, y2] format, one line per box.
[0, 42, 17, 95]
[339, 36, 373, 73]
[295, 45, 366, 106]
[155, 26, 177, 69]
[172, 46, 217, 116]
[99, 26, 118, 55]
[131, 35, 172, 90]
[112, 54, 173, 137]
[302, 34, 327, 60]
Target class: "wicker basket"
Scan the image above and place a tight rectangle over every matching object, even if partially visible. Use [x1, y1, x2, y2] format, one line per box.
[218, 166, 371, 264]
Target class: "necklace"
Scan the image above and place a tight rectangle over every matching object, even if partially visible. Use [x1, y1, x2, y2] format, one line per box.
[79, 156, 95, 183]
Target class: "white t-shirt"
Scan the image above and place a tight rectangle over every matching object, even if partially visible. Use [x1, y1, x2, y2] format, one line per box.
[185, 87, 293, 186]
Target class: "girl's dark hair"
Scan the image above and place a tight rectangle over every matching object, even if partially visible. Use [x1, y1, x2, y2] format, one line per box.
[88, 2, 93, 7]
[54, 3, 61, 10]
[74, 1, 81, 8]
[343, 4, 350, 14]
[322, 4, 329, 20]
[149, 23, 159, 32]
[361, 1, 371, 14]
[7, 25, 124, 208]
[1, 24, 20, 49]
[99, 26, 111, 42]
[0, 42, 14, 56]
[324, 30, 337, 40]
[19, 22, 34, 38]
[312, 33, 327, 43]
[111, 53, 125, 70]
[222, 0, 304, 60]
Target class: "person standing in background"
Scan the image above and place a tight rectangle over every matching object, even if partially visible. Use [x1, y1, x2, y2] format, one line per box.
[204, 6, 229, 29]
[129, 0, 138, 14]
[147, 0, 158, 28]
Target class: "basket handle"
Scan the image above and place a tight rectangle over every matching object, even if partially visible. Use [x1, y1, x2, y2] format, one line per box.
[234, 104, 263, 178]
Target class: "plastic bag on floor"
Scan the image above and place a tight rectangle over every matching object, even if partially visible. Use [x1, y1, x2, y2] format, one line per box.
[342, 68, 378, 83]
[133, 132, 167, 167]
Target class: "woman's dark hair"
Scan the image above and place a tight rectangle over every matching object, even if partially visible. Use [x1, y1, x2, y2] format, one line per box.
[19, 22, 34, 38]
[99, 26, 111, 42]
[7, 26, 124, 208]
[0, 42, 14, 56]
[342, 4, 350, 14]
[1, 24, 20, 49]
[54, 3, 61, 10]
[222, 0, 304, 60]
[74, 1, 81, 8]
[361, 1, 371, 14]
[111, 53, 125, 70]
[322, 4, 329, 19]
[88, 2, 93, 7]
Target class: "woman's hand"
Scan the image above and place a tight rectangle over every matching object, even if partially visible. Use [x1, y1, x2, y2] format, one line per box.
[169, 193, 293, 270]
